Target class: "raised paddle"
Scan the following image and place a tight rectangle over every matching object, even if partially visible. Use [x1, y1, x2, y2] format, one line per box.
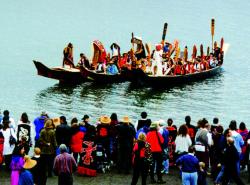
[145, 43, 151, 66]
[184, 46, 188, 62]
[162, 23, 168, 45]
[131, 32, 135, 51]
[211, 18, 215, 51]
[207, 46, 210, 56]
[200, 44, 204, 58]
[220, 37, 224, 53]
[192, 45, 197, 59]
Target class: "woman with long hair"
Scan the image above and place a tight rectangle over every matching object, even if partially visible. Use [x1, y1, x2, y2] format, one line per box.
[175, 124, 192, 161]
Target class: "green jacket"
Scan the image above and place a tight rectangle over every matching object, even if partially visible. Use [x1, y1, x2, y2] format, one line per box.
[39, 128, 57, 155]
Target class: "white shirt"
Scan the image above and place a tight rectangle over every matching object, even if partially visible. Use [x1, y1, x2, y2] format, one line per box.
[175, 134, 192, 153]
[2, 128, 17, 155]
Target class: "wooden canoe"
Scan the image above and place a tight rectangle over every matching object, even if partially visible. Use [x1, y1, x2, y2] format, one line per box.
[33, 60, 85, 84]
[80, 65, 130, 83]
[128, 65, 223, 87]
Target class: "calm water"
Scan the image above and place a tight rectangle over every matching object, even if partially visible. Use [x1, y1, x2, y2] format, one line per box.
[0, 0, 250, 127]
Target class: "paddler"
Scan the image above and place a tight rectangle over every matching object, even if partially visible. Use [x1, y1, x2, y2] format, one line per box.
[63, 43, 75, 68]
[132, 36, 146, 68]
[152, 44, 163, 76]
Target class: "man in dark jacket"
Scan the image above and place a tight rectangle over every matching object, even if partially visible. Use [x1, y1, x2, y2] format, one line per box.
[56, 116, 71, 148]
[116, 116, 136, 173]
[222, 137, 245, 185]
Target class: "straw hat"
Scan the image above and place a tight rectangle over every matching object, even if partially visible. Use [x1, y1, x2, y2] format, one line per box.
[100, 115, 111, 124]
[122, 116, 131, 123]
[150, 122, 159, 129]
[23, 155, 37, 169]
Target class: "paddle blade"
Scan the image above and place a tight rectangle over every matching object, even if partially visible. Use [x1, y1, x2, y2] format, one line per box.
[162, 23, 168, 42]
[207, 46, 210, 56]
[220, 37, 224, 52]
[145, 43, 151, 57]
[184, 46, 188, 61]
[211, 18, 215, 36]
[192, 45, 197, 59]
[200, 44, 204, 58]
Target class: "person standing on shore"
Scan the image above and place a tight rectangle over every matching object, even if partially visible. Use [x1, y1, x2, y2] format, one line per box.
[33, 111, 49, 146]
[135, 111, 151, 131]
[131, 133, 152, 185]
[2, 118, 17, 171]
[39, 119, 57, 177]
[185, 115, 197, 145]
[56, 116, 71, 151]
[146, 122, 166, 184]
[53, 144, 77, 185]
[176, 146, 199, 185]
[221, 137, 245, 185]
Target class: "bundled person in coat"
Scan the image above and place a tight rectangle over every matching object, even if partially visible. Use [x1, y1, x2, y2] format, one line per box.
[146, 122, 166, 184]
[131, 133, 152, 185]
[39, 119, 57, 177]
[221, 137, 245, 185]
[116, 116, 136, 174]
[70, 118, 84, 162]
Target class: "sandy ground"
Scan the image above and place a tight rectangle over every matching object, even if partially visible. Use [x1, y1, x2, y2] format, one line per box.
[0, 167, 249, 185]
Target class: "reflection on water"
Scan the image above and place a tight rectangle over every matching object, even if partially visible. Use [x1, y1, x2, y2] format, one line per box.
[35, 73, 225, 125]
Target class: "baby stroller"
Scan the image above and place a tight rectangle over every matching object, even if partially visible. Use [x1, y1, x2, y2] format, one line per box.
[96, 143, 110, 173]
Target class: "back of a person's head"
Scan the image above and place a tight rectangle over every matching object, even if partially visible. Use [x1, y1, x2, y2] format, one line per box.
[34, 147, 41, 155]
[178, 124, 188, 137]
[3, 110, 9, 116]
[21, 112, 30, 123]
[141, 112, 147, 119]
[110, 113, 118, 121]
[71, 117, 78, 125]
[167, 118, 173, 126]
[229, 120, 237, 130]
[213, 117, 219, 124]
[239, 122, 246, 131]
[60, 116, 67, 124]
[188, 146, 195, 153]
[185, 115, 191, 125]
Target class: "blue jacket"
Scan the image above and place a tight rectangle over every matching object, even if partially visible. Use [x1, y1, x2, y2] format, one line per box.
[107, 64, 119, 75]
[136, 126, 149, 139]
[176, 153, 199, 173]
[33, 116, 47, 141]
[18, 169, 34, 185]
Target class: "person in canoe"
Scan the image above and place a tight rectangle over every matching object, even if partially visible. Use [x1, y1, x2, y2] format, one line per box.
[106, 59, 119, 75]
[77, 53, 91, 69]
[63, 43, 75, 68]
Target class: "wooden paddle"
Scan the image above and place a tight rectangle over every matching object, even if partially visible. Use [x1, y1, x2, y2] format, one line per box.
[131, 32, 135, 51]
[192, 45, 197, 59]
[200, 44, 204, 58]
[145, 43, 151, 66]
[220, 37, 224, 53]
[184, 46, 188, 62]
[207, 46, 210, 56]
[211, 18, 215, 51]
[162, 23, 168, 45]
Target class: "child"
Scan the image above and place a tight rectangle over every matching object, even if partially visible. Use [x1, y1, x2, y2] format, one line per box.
[198, 162, 207, 185]
[32, 147, 47, 185]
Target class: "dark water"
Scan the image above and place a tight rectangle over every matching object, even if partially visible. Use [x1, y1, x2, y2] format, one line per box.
[0, 0, 250, 126]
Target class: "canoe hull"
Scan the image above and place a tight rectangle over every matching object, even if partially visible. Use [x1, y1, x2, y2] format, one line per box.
[128, 66, 223, 87]
[80, 65, 127, 83]
[33, 60, 85, 84]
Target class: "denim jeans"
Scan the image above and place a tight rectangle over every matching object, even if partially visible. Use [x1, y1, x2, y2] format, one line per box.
[182, 172, 198, 185]
[215, 165, 224, 184]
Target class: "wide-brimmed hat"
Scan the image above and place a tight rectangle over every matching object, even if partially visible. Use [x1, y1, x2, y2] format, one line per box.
[100, 115, 111, 124]
[122, 116, 131, 123]
[23, 155, 37, 169]
[41, 111, 48, 116]
[44, 119, 54, 129]
[150, 122, 159, 129]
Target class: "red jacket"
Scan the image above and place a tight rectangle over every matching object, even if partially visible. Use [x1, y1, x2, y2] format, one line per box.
[70, 129, 84, 153]
[146, 130, 164, 152]
[0, 134, 4, 164]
